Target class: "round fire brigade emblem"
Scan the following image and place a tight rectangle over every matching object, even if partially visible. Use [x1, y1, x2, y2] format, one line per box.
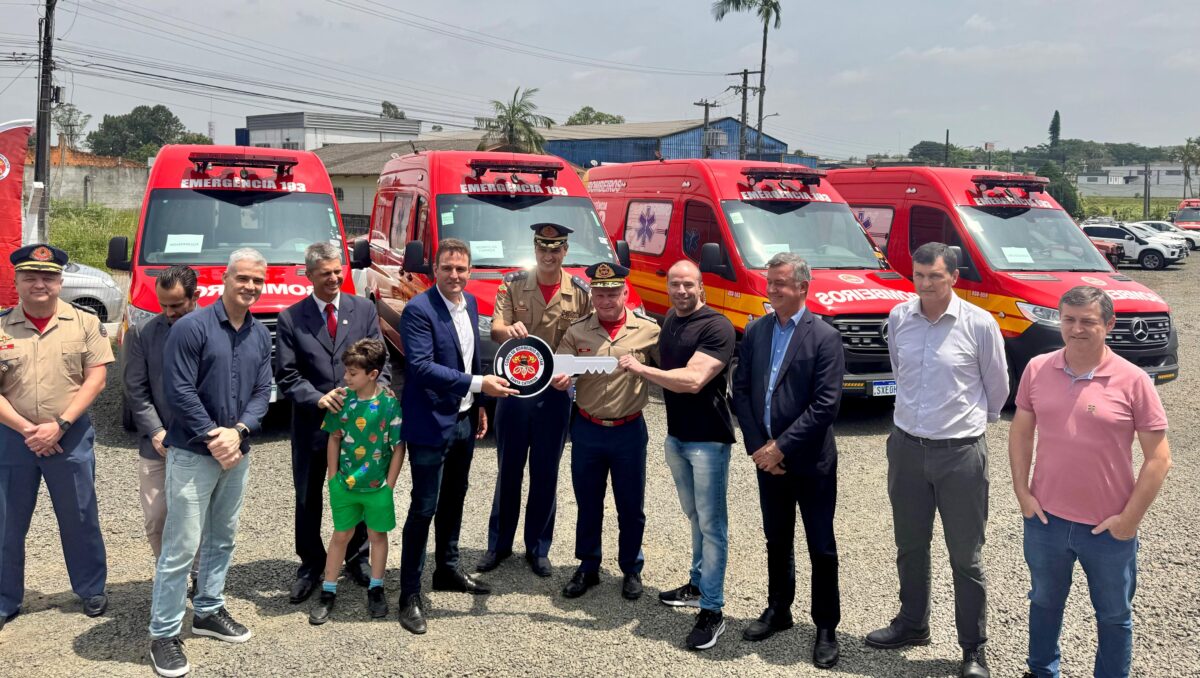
[0, 153, 10, 181]
[31, 246, 53, 261]
[838, 273, 864, 284]
[1079, 276, 1108, 287]
[494, 335, 556, 398]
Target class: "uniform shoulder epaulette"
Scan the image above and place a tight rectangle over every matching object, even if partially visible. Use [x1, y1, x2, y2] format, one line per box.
[571, 311, 594, 325]
[571, 275, 590, 293]
[503, 270, 529, 284]
[0, 307, 12, 317]
[69, 301, 100, 317]
[631, 306, 653, 321]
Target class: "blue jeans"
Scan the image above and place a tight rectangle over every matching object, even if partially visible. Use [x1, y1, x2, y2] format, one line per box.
[663, 435, 730, 611]
[1024, 512, 1138, 678]
[149, 450, 251, 639]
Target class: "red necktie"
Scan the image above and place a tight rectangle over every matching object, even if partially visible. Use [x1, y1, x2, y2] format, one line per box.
[325, 303, 337, 339]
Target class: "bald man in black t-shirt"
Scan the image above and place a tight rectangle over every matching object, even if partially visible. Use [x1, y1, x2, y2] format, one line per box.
[617, 260, 735, 651]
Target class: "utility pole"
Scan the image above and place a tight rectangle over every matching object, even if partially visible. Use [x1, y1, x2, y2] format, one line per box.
[693, 99, 715, 158]
[726, 69, 761, 160]
[1144, 161, 1151, 219]
[944, 129, 950, 167]
[34, 0, 57, 243]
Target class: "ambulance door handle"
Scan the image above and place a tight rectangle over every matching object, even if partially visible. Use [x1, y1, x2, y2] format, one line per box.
[655, 269, 666, 277]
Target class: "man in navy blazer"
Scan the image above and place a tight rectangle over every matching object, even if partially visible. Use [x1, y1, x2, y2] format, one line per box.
[732, 252, 845, 670]
[275, 242, 390, 604]
[397, 238, 515, 635]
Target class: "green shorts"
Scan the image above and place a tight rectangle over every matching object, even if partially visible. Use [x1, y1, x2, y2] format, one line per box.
[328, 477, 396, 533]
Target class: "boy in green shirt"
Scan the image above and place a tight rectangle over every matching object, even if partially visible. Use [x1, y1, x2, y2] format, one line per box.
[309, 339, 404, 625]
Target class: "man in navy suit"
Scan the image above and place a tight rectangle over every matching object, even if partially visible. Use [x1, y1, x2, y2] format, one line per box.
[397, 238, 516, 635]
[732, 252, 845, 670]
[275, 242, 390, 604]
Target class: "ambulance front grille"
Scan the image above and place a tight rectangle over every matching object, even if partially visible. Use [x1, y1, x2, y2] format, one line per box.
[1107, 313, 1170, 350]
[829, 315, 890, 355]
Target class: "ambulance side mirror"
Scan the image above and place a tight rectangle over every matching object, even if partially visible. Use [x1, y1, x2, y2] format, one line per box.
[403, 240, 430, 275]
[948, 245, 967, 272]
[699, 242, 734, 281]
[351, 238, 370, 270]
[614, 240, 631, 268]
[106, 236, 131, 272]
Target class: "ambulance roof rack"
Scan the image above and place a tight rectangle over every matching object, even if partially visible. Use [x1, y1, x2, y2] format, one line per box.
[741, 165, 826, 186]
[469, 159, 563, 179]
[189, 151, 298, 176]
[970, 173, 1049, 193]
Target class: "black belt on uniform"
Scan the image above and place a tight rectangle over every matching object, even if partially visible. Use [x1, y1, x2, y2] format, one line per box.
[899, 428, 981, 448]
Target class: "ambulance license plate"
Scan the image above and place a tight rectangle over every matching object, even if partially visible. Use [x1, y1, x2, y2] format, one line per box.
[872, 380, 897, 397]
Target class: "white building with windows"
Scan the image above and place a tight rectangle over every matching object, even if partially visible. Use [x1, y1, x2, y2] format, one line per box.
[244, 112, 421, 150]
[1076, 163, 1189, 198]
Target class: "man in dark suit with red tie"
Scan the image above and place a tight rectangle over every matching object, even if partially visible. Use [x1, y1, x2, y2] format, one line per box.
[275, 242, 390, 604]
[732, 252, 845, 670]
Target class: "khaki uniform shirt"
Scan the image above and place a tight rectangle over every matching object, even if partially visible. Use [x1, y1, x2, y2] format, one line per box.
[557, 311, 660, 420]
[0, 300, 115, 423]
[494, 268, 592, 350]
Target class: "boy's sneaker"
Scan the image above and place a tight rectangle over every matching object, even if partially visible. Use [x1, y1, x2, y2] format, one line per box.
[686, 609, 726, 651]
[150, 636, 190, 677]
[309, 591, 336, 625]
[658, 582, 702, 608]
[192, 607, 251, 643]
[367, 587, 388, 619]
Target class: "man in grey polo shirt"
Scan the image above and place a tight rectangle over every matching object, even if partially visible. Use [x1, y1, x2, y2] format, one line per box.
[866, 242, 1008, 678]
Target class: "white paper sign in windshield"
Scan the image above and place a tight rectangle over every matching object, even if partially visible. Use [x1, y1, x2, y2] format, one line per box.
[164, 234, 204, 254]
[470, 240, 505, 259]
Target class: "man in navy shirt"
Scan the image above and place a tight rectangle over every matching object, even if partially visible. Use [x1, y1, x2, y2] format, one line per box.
[148, 249, 272, 678]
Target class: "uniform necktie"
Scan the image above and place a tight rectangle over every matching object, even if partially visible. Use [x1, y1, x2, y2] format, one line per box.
[325, 303, 337, 339]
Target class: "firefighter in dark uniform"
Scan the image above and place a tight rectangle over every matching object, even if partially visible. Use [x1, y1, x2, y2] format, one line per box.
[0, 244, 114, 631]
[478, 223, 592, 577]
[552, 262, 660, 601]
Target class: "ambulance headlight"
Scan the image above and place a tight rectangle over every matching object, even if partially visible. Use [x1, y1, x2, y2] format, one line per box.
[477, 314, 492, 335]
[1016, 302, 1060, 327]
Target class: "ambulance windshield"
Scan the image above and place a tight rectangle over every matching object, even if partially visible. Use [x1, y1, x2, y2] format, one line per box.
[723, 200, 883, 270]
[1177, 208, 1200, 222]
[139, 189, 341, 265]
[958, 206, 1111, 272]
[436, 194, 617, 268]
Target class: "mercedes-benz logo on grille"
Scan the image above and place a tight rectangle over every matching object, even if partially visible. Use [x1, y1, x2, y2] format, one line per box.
[880, 322, 889, 345]
[1130, 317, 1150, 343]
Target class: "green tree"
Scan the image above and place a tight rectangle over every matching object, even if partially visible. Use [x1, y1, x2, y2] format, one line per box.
[565, 106, 625, 126]
[908, 140, 951, 164]
[1038, 162, 1082, 218]
[1048, 110, 1061, 149]
[176, 132, 213, 145]
[85, 105, 205, 162]
[381, 101, 406, 119]
[478, 87, 555, 153]
[52, 103, 91, 149]
[712, 0, 781, 150]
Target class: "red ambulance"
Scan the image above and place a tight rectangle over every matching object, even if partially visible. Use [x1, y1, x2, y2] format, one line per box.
[358, 150, 640, 367]
[827, 166, 1179, 387]
[1175, 198, 1200, 230]
[107, 145, 366, 426]
[585, 159, 917, 398]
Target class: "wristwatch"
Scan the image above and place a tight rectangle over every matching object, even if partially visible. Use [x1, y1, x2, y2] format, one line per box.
[56, 417, 72, 433]
[235, 423, 250, 441]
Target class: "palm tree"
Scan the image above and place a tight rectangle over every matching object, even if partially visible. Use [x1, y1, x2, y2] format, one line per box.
[712, 0, 782, 158]
[478, 87, 556, 154]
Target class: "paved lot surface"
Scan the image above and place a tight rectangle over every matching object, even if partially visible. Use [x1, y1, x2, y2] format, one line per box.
[2, 264, 1198, 677]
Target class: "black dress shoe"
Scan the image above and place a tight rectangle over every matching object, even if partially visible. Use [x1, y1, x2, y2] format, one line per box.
[561, 570, 600, 599]
[742, 606, 794, 642]
[813, 627, 839, 669]
[864, 618, 931, 649]
[343, 559, 372, 587]
[431, 568, 491, 595]
[476, 550, 511, 573]
[0, 608, 19, 631]
[398, 593, 426, 635]
[83, 593, 108, 618]
[960, 647, 989, 678]
[621, 573, 643, 600]
[525, 553, 552, 578]
[309, 591, 336, 625]
[289, 577, 318, 604]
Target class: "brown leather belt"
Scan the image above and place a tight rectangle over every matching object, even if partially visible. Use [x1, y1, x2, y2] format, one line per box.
[577, 408, 642, 428]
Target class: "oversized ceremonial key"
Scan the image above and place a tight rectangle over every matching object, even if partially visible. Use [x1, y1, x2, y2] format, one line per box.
[494, 336, 617, 398]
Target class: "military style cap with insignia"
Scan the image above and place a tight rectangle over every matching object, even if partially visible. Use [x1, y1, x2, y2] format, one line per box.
[585, 262, 629, 288]
[10, 243, 68, 273]
[531, 222, 573, 249]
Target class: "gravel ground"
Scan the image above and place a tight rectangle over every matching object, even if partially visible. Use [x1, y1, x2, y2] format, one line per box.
[2, 264, 1198, 677]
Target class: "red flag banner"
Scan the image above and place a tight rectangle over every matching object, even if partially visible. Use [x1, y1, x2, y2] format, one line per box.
[0, 119, 34, 308]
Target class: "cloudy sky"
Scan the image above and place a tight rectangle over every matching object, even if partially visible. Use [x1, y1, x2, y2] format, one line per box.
[2, 0, 1197, 158]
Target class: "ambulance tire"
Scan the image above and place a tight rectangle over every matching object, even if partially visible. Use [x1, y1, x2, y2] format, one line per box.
[1139, 250, 1166, 270]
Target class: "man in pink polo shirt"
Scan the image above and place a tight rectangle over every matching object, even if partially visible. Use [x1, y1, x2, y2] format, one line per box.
[1009, 285, 1172, 678]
